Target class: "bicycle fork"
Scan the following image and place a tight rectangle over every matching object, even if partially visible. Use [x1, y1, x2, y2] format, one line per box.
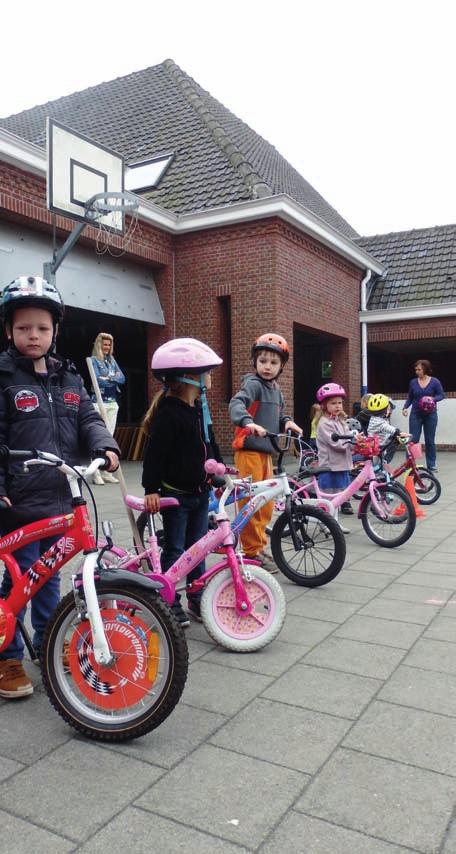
[76, 551, 113, 666]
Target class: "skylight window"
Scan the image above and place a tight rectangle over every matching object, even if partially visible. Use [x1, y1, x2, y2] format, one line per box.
[125, 154, 174, 193]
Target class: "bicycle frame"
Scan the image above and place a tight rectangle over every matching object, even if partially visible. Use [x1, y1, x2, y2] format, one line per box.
[0, 453, 132, 665]
[102, 471, 298, 617]
[296, 457, 391, 519]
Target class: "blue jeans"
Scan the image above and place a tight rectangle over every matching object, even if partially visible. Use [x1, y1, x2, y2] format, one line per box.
[160, 492, 209, 602]
[0, 536, 60, 660]
[409, 410, 438, 469]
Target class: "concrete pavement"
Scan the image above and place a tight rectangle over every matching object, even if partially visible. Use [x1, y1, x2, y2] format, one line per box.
[1, 454, 456, 853]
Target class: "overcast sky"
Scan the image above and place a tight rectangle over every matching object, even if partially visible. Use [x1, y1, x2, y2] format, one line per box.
[2, 0, 454, 237]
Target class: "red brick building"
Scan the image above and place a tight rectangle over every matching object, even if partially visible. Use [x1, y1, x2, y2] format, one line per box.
[2, 60, 453, 451]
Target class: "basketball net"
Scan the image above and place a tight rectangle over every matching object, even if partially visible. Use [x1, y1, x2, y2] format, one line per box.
[85, 192, 140, 258]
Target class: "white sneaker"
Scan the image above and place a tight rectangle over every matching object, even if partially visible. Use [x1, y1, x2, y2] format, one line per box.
[338, 523, 350, 534]
[102, 472, 119, 483]
[92, 470, 105, 485]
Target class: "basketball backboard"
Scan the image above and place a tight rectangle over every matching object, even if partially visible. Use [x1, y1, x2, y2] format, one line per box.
[47, 119, 125, 234]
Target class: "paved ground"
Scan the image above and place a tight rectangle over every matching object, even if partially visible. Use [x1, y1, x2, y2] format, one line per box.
[1, 454, 456, 853]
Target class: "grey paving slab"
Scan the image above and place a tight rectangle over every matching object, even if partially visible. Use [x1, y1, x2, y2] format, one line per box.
[103, 702, 226, 769]
[295, 748, 456, 852]
[424, 615, 456, 642]
[135, 743, 305, 849]
[343, 700, 456, 775]
[0, 755, 24, 780]
[1, 459, 455, 853]
[0, 740, 164, 843]
[332, 569, 399, 588]
[182, 660, 272, 715]
[402, 637, 456, 675]
[302, 636, 404, 679]
[306, 582, 377, 604]
[379, 582, 453, 604]
[263, 663, 382, 719]
[285, 595, 360, 622]
[261, 812, 416, 854]
[202, 638, 307, 676]
[78, 807, 250, 853]
[0, 810, 74, 853]
[277, 614, 338, 646]
[210, 696, 351, 774]
[0, 691, 71, 764]
[379, 665, 456, 717]
[358, 597, 440, 624]
[334, 614, 425, 649]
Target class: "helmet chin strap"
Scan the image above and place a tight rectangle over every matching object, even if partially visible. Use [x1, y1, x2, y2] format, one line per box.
[175, 375, 212, 442]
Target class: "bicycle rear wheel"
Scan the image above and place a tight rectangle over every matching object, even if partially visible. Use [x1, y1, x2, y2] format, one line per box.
[41, 583, 188, 741]
[412, 469, 441, 505]
[270, 504, 346, 586]
[360, 482, 416, 547]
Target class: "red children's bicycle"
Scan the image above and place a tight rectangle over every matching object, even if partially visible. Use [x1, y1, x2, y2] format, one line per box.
[0, 446, 188, 741]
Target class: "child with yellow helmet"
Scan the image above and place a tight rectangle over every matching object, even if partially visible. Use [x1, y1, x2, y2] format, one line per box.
[367, 394, 408, 462]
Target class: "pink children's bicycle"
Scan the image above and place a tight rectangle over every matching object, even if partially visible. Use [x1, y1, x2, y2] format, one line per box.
[0, 446, 188, 741]
[97, 460, 288, 652]
[273, 433, 416, 556]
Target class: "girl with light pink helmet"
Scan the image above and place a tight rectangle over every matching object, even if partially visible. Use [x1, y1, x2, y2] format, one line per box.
[315, 383, 355, 532]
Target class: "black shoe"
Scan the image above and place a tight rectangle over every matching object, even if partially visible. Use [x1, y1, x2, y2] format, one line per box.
[341, 501, 354, 515]
[171, 602, 190, 628]
[187, 598, 203, 623]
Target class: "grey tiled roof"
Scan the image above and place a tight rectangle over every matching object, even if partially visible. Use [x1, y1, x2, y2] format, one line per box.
[0, 59, 358, 239]
[357, 224, 456, 310]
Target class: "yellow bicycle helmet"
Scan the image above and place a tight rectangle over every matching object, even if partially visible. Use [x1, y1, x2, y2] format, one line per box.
[367, 393, 390, 413]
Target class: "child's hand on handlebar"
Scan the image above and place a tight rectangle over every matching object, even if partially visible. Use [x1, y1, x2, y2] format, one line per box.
[144, 492, 161, 513]
[246, 422, 267, 437]
[284, 420, 302, 435]
[105, 451, 120, 472]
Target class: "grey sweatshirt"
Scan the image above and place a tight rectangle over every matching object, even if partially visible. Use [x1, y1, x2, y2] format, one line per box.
[229, 372, 291, 453]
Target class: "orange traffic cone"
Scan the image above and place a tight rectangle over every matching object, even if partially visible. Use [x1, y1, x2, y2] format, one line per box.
[404, 473, 425, 519]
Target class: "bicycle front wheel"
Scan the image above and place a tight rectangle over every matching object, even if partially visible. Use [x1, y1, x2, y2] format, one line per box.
[413, 469, 441, 505]
[41, 583, 188, 741]
[270, 504, 346, 586]
[360, 482, 416, 547]
[200, 562, 286, 652]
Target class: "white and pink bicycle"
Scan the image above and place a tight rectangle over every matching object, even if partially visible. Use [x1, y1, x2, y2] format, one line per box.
[98, 459, 288, 652]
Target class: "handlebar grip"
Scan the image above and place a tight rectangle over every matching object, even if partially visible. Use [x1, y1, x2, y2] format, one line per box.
[0, 446, 35, 460]
[331, 433, 342, 441]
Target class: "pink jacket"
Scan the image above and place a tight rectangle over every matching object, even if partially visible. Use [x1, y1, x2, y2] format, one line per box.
[316, 416, 353, 471]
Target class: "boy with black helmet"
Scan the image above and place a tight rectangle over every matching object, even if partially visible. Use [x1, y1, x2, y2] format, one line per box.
[0, 276, 120, 699]
[229, 332, 301, 570]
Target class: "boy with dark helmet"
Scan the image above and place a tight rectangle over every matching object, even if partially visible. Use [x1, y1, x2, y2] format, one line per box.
[229, 333, 301, 570]
[0, 275, 120, 699]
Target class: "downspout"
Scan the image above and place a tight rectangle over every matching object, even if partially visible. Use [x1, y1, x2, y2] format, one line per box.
[360, 269, 372, 395]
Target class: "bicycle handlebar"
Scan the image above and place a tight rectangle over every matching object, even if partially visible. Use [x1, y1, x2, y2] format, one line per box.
[331, 432, 356, 442]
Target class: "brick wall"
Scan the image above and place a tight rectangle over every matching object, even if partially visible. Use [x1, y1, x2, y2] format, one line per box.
[368, 317, 456, 342]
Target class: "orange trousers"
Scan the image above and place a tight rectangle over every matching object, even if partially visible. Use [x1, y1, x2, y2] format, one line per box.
[234, 450, 273, 558]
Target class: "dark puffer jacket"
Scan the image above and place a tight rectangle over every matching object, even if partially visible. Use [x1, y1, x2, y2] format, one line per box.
[0, 347, 120, 531]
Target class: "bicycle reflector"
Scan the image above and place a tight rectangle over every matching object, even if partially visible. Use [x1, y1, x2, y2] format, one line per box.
[354, 435, 381, 458]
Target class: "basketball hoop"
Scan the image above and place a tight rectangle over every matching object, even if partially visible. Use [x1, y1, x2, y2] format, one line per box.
[85, 191, 140, 257]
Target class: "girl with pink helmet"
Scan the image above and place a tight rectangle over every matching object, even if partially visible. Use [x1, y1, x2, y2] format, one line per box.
[141, 337, 223, 625]
[315, 382, 356, 532]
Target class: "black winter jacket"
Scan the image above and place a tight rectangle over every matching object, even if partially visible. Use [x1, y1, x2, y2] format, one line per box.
[142, 395, 222, 495]
[0, 347, 120, 531]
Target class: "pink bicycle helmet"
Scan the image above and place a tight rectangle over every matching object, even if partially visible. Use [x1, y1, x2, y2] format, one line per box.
[418, 395, 436, 413]
[316, 383, 346, 403]
[151, 337, 222, 380]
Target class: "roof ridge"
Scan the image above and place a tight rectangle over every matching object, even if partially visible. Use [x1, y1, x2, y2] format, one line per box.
[162, 59, 272, 200]
[357, 222, 456, 242]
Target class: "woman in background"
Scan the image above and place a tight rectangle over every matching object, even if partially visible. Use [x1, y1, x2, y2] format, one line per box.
[90, 332, 125, 483]
[402, 359, 444, 472]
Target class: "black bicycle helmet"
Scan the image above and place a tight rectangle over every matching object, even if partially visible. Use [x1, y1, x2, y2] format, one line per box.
[1, 276, 65, 323]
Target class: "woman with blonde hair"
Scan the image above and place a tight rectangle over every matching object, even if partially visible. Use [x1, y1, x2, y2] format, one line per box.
[90, 332, 125, 484]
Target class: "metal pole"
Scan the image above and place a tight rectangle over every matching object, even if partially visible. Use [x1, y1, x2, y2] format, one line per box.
[86, 357, 147, 562]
